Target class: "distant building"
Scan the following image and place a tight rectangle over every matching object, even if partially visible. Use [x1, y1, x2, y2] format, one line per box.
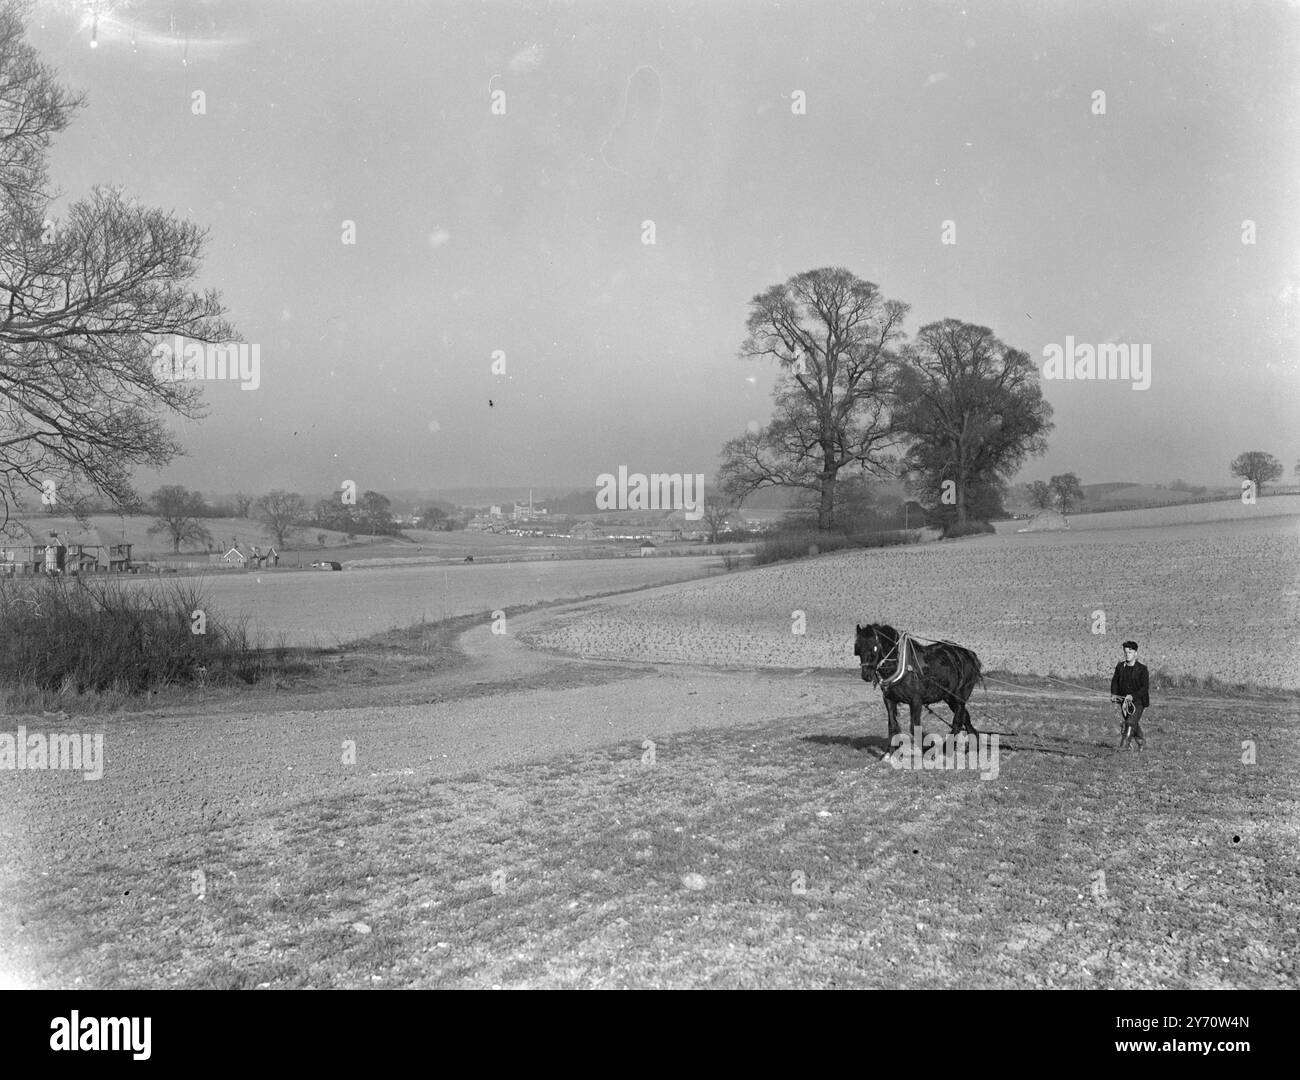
[511, 489, 549, 521]
[0, 525, 132, 574]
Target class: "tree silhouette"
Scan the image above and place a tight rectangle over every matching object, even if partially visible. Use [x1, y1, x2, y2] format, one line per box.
[1229, 451, 1282, 492]
[0, 9, 235, 530]
[719, 267, 907, 531]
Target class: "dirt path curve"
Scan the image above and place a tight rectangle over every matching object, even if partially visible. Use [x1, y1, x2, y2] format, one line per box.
[0, 594, 863, 878]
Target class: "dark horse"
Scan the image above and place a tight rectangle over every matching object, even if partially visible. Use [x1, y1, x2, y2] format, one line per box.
[854, 624, 983, 744]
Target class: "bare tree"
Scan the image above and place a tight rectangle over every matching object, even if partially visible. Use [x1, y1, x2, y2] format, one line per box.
[700, 494, 735, 544]
[1027, 480, 1055, 510]
[147, 485, 212, 553]
[1229, 451, 1282, 493]
[893, 320, 1053, 530]
[232, 492, 255, 518]
[0, 8, 236, 531]
[718, 267, 908, 531]
[257, 491, 306, 547]
[1049, 473, 1085, 514]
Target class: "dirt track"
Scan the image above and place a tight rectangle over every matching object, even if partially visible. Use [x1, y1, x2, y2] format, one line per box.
[0, 590, 870, 985]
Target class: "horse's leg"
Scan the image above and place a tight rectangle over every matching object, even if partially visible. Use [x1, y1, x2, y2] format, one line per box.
[944, 694, 963, 736]
[958, 694, 978, 736]
[884, 696, 900, 742]
[909, 697, 923, 749]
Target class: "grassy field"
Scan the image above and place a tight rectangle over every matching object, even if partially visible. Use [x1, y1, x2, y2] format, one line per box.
[106, 555, 732, 648]
[998, 493, 1300, 532]
[524, 512, 1300, 688]
[11, 688, 1294, 989]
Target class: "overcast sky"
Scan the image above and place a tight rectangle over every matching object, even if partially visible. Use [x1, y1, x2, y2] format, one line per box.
[28, 0, 1300, 498]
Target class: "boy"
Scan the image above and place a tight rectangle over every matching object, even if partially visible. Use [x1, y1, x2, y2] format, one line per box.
[1110, 640, 1150, 750]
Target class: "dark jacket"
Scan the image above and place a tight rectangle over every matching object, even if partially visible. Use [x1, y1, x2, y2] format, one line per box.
[1110, 661, 1150, 707]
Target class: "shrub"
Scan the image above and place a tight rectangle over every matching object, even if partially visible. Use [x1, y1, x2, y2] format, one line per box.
[940, 520, 996, 539]
[0, 574, 270, 699]
[751, 528, 922, 567]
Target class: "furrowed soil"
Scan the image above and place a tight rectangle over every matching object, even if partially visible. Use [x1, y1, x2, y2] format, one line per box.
[0, 518, 1296, 989]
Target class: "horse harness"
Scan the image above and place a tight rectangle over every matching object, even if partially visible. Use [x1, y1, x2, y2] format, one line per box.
[868, 632, 926, 688]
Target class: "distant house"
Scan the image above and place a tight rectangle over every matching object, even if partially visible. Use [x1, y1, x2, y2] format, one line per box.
[0, 524, 132, 574]
[639, 541, 657, 556]
[219, 547, 248, 566]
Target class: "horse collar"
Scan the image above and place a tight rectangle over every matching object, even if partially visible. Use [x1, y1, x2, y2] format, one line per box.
[881, 633, 912, 687]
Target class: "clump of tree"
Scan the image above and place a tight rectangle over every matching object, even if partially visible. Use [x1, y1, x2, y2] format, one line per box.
[1230, 451, 1283, 493]
[718, 268, 1053, 540]
[309, 489, 402, 539]
[147, 485, 213, 552]
[417, 504, 463, 531]
[1021, 474, 1085, 516]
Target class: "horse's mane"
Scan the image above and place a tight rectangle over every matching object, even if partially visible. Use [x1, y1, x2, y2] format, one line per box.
[867, 623, 900, 644]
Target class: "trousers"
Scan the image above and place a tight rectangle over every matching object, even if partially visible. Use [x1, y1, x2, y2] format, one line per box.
[1120, 703, 1145, 745]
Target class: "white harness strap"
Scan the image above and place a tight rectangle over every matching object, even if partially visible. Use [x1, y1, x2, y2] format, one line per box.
[881, 633, 913, 686]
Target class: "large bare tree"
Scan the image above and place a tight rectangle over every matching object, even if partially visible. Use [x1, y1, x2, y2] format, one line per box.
[718, 267, 908, 531]
[893, 320, 1053, 530]
[257, 491, 306, 548]
[147, 485, 213, 553]
[0, 5, 235, 531]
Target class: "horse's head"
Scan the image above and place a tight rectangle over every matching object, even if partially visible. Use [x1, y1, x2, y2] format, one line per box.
[854, 623, 897, 684]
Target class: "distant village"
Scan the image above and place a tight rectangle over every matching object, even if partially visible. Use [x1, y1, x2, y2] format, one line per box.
[460, 492, 768, 544]
[0, 487, 777, 576]
[0, 524, 288, 576]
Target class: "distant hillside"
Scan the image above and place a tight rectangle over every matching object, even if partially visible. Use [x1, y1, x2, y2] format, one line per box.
[1084, 482, 1143, 500]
